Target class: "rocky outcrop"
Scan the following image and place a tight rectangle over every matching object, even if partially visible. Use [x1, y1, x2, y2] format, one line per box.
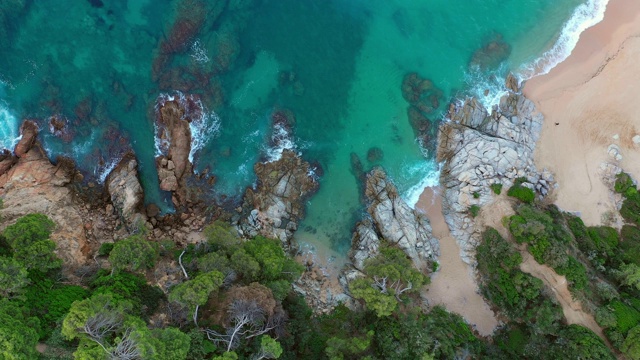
[14, 120, 38, 158]
[349, 221, 381, 271]
[0, 123, 91, 269]
[237, 149, 319, 248]
[0, 149, 16, 176]
[362, 168, 439, 271]
[155, 94, 197, 208]
[106, 153, 148, 232]
[338, 168, 440, 304]
[437, 78, 554, 263]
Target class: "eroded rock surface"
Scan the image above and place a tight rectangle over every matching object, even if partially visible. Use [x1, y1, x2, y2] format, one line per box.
[106, 153, 147, 232]
[438, 79, 554, 263]
[155, 94, 196, 208]
[0, 123, 90, 268]
[237, 149, 319, 248]
[363, 168, 439, 270]
[339, 168, 440, 304]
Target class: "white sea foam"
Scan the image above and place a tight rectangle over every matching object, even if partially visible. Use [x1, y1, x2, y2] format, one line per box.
[96, 156, 122, 184]
[0, 103, 21, 152]
[464, 64, 509, 111]
[518, 0, 609, 80]
[403, 160, 442, 209]
[265, 122, 295, 162]
[190, 39, 210, 64]
[154, 91, 220, 165]
[189, 110, 221, 164]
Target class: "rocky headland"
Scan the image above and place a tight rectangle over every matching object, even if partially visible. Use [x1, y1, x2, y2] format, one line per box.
[437, 76, 554, 263]
[339, 168, 440, 303]
[235, 149, 319, 249]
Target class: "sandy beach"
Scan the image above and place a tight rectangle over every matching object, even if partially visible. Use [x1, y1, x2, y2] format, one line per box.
[524, 0, 640, 226]
[416, 187, 498, 336]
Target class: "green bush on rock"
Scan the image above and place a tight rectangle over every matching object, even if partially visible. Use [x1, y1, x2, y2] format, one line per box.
[507, 179, 535, 204]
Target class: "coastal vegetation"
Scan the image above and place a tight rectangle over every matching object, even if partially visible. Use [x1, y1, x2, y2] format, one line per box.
[487, 178, 640, 359]
[2, 200, 635, 359]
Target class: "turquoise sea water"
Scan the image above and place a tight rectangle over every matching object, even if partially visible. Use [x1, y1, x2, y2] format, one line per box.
[0, 0, 600, 254]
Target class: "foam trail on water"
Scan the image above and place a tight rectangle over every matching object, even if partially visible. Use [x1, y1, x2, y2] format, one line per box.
[518, 0, 609, 80]
[403, 160, 442, 209]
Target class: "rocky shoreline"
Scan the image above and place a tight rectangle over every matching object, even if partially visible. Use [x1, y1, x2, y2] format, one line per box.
[0, 98, 323, 291]
[437, 76, 554, 264]
[0, 76, 555, 315]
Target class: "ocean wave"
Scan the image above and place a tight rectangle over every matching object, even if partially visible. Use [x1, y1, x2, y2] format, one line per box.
[518, 0, 609, 80]
[96, 155, 123, 184]
[464, 64, 510, 111]
[189, 109, 221, 165]
[264, 122, 295, 162]
[0, 103, 21, 151]
[402, 160, 442, 209]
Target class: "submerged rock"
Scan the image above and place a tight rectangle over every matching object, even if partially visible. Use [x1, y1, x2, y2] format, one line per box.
[469, 33, 511, 70]
[401, 72, 442, 149]
[366, 147, 384, 163]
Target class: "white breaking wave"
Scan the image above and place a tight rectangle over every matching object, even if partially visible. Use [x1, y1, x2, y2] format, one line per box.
[0, 103, 21, 152]
[265, 122, 295, 162]
[403, 160, 442, 209]
[518, 0, 610, 80]
[96, 156, 123, 184]
[464, 64, 510, 112]
[154, 91, 220, 165]
[189, 110, 221, 164]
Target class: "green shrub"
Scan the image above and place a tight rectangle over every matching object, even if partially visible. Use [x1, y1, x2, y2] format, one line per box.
[620, 191, 640, 227]
[587, 226, 619, 253]
[97, 242, 114, 256]
[490, 183, 503, 195]
[23, 271, 89, 339]
[556, 256, 588, 291]
[566, 214, 597, 253]
[477, 228, 551, 318]
[610, 299, 640, 335]
[473, 191, 480, 199]
[469, 204, 481, 218]
[507, 184, 535, 204]
[90, 270, 164, 319]
[615, 172, 635, 194]
[108, 235, 159, 273]
[620, 226, 640, 266]
[2, 213, 55, 248]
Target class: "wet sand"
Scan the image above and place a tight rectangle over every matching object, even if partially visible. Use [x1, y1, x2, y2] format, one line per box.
[416, 187, 498, 336]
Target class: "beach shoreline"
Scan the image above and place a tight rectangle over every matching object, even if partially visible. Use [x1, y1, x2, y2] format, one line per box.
[523, 0, 640, 226]
[413, 0, 640, 334]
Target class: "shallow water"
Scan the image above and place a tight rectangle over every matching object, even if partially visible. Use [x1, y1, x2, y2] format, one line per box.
[0, 0, 593, 253]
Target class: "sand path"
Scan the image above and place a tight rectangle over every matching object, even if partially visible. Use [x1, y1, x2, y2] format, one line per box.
[518, 252, 604, 338]
[524, 0, 640, 226]
[476, 195, 606, 339]
[417, 187, 498, 336]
